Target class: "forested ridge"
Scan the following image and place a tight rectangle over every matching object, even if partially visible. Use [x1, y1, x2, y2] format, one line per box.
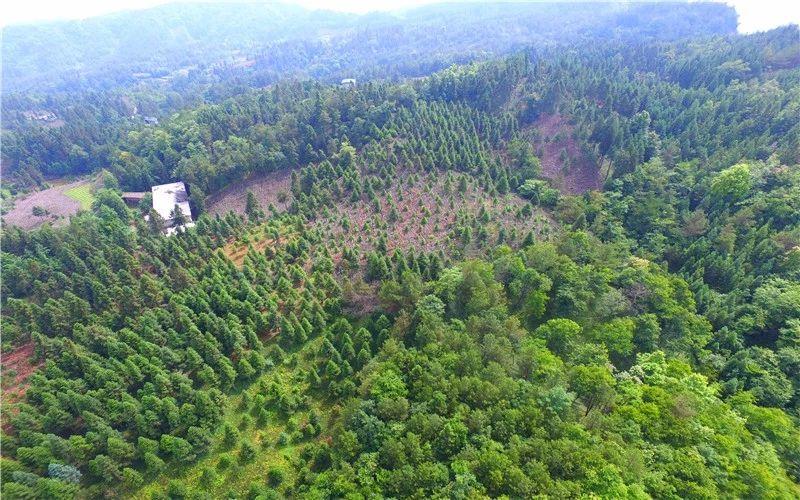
[1, 2, 800, 499]
[3, 2, 735, 94]
[1, 1, 738, 191]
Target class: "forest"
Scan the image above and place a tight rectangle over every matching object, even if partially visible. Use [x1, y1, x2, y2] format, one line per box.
[1, 1, 737, 191]
[1, 2, 799, 499]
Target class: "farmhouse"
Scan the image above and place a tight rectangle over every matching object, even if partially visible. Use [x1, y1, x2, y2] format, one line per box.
[151, 181, 195, 235]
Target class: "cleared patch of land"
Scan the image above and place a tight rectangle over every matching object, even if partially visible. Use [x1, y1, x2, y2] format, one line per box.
[207, 170, 293, 217]
[1, 180, 92, 230]
[222, 230, 288, 268]
[311, 171, 553, 260]
[1, 342, 42, 409]
[206, 167, 553, 264]
[531, 113, 601, 194]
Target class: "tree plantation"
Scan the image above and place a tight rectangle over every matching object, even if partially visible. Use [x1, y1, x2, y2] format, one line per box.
[1, 2, 799, 499]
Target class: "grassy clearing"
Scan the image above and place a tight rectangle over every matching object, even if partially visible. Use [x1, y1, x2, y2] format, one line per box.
[63, 182, 95, 210]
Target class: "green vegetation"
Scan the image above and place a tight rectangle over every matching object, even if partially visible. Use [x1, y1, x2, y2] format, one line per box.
[1, 2, 737, 190]
[2, 197, 799, 496]
[1, 3, 799, 499]
[134, 355, 322, 499]
[63, 183, 95, 210]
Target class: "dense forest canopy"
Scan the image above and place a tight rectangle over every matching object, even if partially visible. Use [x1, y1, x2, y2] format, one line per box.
[1, 1, 799, 499]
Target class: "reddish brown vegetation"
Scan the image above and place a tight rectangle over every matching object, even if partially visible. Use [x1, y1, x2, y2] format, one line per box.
[1, 342, 41, 406]
[532, 113, 601, 194]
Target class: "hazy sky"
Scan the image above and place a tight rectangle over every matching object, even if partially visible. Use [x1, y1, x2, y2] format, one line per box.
[1, 0, 799, 33]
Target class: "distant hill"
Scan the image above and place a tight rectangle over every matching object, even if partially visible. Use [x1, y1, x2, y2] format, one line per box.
[1, 2, 356, 93]
[2, 2, 737, 93]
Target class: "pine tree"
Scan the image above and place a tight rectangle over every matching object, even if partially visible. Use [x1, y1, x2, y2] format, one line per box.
[458, 176, 468, 193]
[325, 360, 341, 380]
[171, 204, 188, 226]
[245, 191, 265, 222]
[148, 209, 166, 234]
[356, 348, 371, 369]
[496, 173, 510, 194]
[522, 231, 535, 247]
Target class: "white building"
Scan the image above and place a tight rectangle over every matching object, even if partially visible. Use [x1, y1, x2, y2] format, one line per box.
[151, 182, 195, 235]
[340, 78, 356, 89]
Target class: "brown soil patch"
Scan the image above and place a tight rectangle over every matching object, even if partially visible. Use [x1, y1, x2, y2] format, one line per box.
[310, 170, 553, 260]
[1, 342, 41, 405]
[531, 113, 601, 194]
[222, 232, 286, 267]
[341, 279, 380, 317]
[206, 169, 293, 217]
[2, 179, 89, 230]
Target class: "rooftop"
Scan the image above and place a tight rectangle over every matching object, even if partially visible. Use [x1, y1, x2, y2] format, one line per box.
[152, 182, 193, 224]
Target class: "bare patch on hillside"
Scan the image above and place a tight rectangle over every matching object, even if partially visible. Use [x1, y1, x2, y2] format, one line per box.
[206, 169, 293, 216]
[2, 179, 92, 230]
[531, 113, 601, 194]
[222, 232, 287, 267]
[1, 342, 42, 408]
[310, 171, 554, 261]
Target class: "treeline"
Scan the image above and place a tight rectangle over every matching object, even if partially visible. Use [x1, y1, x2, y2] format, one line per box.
[288, 100, 518, 213]
[5, 23, 795, 195]
[1, 2, 740, 191]
[3, 2, 735, 93]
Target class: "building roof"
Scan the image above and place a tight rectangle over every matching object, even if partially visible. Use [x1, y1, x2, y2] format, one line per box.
[121, 191, 146, 200]
[121, 191, 147, 208]
[151, 182, 193, 224]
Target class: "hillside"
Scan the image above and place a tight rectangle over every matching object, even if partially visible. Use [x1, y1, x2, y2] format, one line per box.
[1, 3, 800, 499]
[1, 2, 738, 192]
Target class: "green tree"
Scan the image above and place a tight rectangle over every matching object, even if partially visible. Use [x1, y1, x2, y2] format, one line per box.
[245, 191, 265, 222]
[709, 163, 751, 207]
